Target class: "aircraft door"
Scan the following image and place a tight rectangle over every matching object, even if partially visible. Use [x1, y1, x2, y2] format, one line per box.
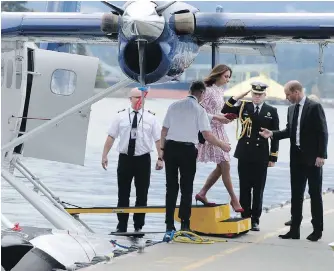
[22, 48, 99, 166]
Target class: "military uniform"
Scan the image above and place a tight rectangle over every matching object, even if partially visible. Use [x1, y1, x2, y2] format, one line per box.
[221, 83, 280, 229]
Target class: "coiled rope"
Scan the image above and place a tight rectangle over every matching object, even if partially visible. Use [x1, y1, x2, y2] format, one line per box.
[163, 230, 227, 244]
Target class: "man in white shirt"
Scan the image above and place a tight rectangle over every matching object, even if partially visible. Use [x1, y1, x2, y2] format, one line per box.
[160, 81, 231, 233]
[101, 87, 163, 235]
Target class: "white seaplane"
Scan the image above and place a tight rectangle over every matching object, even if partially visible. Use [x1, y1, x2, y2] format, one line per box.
[2, 1, 334, 270]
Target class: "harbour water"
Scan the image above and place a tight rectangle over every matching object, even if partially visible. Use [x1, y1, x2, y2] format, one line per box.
[1, 97, 334, 234]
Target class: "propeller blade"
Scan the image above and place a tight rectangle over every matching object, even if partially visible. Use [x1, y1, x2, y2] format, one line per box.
[155, 1, 176, 14]
[137, 40, 147, 86]
[101, 1, 124, 15]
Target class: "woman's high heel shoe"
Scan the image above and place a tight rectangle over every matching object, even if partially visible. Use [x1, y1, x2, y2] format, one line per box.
[230, 200, 244, 213]
[195, 194, 216, 207]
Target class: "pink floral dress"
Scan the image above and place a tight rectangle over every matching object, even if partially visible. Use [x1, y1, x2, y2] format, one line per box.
[197, 84, 230, 163]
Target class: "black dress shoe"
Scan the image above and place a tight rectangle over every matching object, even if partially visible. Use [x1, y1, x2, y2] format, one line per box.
[306, 231, 322, 242]
[166, 225, 176, 232]
[278, 230, 300, 239]
[250, 223, 260, 231]
[109, 228, 127, 235]
[134, 228, 144, 238]
[181, 220, 191, 231]
[284, 219, 292, 226]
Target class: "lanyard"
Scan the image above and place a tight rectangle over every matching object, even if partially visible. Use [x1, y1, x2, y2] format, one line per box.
[128, 108, 143, 125]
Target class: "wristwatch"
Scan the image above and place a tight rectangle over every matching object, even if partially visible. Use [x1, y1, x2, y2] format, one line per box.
[158, 157, 163, 161]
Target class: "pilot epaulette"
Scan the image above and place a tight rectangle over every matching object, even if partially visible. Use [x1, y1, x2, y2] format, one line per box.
[117, 109, 125, 113]
[148, 110, 155, 115]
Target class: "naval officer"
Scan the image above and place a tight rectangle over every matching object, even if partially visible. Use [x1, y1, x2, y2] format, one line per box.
[221, 82, 280, 231]
[102, 87, 164, 235]
[160, 80, 231, 233]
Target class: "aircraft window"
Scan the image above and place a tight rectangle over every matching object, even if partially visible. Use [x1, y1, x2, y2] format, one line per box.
[6, 59, 13, 88]
[51, 69, 76, 96]
[16, 58, 22, 89]
[1, 58, 4, 86]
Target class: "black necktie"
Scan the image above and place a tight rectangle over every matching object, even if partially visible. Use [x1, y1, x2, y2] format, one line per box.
[291, 104, 300, 144]
[127, 111, 138, 156]
[255, 106, 259, 115]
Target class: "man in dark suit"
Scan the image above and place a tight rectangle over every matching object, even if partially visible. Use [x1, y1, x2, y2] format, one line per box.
[222, 82, 280, 231]
[260, 80, 328, 242]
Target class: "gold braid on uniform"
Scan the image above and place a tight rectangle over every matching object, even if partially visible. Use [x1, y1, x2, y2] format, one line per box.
[236, 101, 252, 140]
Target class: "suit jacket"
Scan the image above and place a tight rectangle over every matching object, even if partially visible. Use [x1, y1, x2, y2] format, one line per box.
[222, 97, 280, 163]
[273, 97, 328, 165]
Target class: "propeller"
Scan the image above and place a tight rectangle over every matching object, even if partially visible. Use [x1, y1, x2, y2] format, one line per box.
[101, 1, 124, 15]
[155, 1, 176, 15]
[137, 39, 148, 86]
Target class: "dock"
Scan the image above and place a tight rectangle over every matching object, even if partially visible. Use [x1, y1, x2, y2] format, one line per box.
[82, 193, 334, 271]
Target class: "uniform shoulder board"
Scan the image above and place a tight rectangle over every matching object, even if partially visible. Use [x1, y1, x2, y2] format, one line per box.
[117, 109, 125, 113]
[148, 110, 155, 115]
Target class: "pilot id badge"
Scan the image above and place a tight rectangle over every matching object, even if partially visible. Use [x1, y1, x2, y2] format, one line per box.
[131, 128, 137, 139]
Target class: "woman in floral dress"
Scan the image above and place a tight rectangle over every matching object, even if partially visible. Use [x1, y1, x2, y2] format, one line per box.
[196, 64, 243, 213]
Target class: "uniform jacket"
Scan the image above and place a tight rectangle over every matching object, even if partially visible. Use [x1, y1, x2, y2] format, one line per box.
[272, 97, 328, 166]
[222, 97, 280, 163]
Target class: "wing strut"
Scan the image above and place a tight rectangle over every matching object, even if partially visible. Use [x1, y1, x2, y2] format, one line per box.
[211, 43, 219, 69]
[318, 42, 328, 74]
[2, 79, 133, 153]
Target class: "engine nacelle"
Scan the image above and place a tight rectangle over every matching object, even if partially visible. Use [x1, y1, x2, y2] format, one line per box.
[101, 13, 119, 34]
[118, 13, 200, 85]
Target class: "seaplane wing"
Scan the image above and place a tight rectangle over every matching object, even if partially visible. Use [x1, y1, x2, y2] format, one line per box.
[1, 12, 116, 43]
[191, 12, 334, 44]
[2, 10, 334, 44]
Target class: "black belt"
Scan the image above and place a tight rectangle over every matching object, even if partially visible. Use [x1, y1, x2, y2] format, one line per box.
[120, 153, 150, 157]
[167, 140, 194, 146]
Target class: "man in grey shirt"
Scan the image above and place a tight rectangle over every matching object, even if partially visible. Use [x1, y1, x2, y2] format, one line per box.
[160, 80, 231, 234]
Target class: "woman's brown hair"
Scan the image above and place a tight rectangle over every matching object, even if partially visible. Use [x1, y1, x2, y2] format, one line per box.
[203, 64, 232, 87]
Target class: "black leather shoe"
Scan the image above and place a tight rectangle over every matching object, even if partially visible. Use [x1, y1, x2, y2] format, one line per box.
[181, 220, 191, 231]
[284, 219, 292, 226]
[134, 228, 144, 238]
[278, 230, 300, 239]
[166, 225, 176, 232]
[109, 228, 127, 235]
[306, 231, 322, 242]
[250, 223, 260, 231]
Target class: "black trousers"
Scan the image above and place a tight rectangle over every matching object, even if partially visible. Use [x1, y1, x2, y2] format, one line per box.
[116, 153, 151, 231]
[238, 160, 268, 224]
[164, 140, 197, 229]
[290, 146, 323, 232]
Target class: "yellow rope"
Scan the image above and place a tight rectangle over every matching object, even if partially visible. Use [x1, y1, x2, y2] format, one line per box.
[236, 101, 252, 140]
[172, 231, 228, 244]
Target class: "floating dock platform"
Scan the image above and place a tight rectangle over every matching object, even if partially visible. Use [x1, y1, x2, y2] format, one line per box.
[65, 203, 251, 237]
[81, 193, 334, 271]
